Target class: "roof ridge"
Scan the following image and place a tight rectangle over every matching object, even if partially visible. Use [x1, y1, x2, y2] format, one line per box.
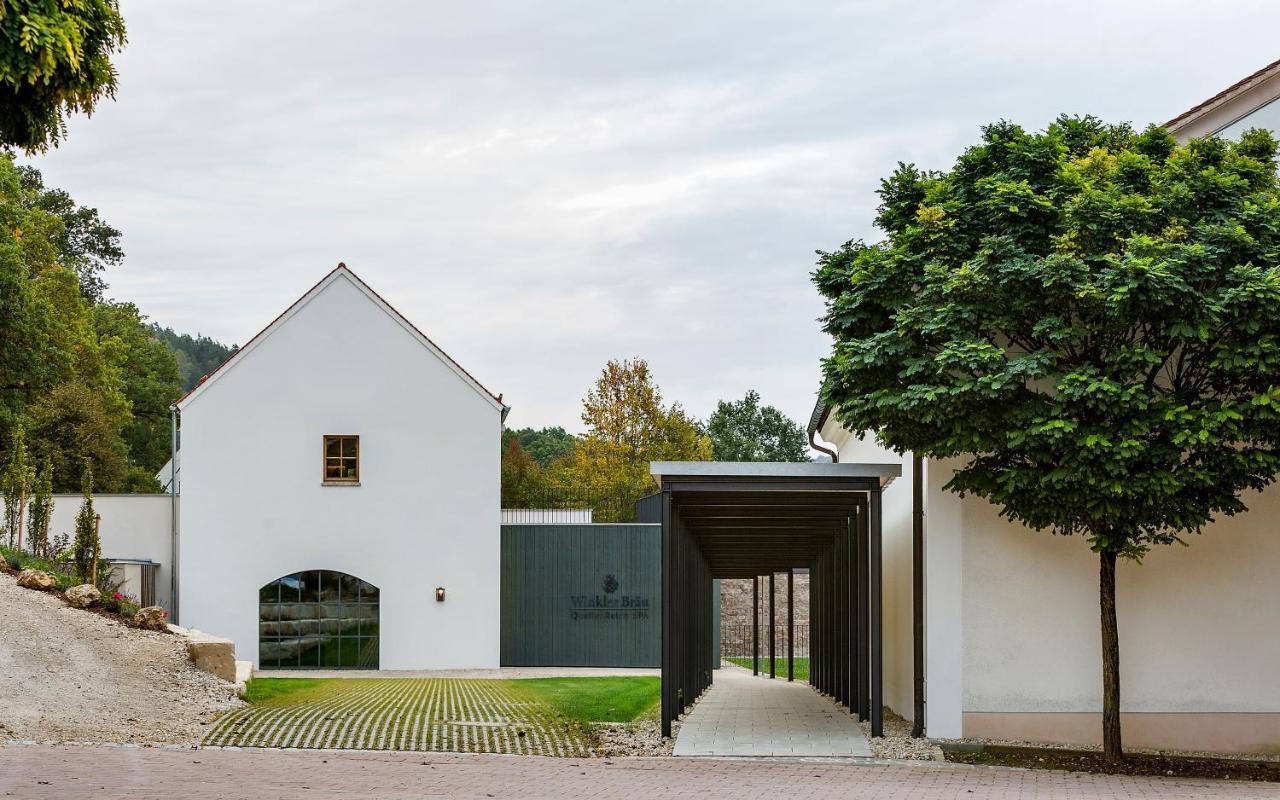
[174, 263, 505, 410]
[1165, 57, 1280, 131]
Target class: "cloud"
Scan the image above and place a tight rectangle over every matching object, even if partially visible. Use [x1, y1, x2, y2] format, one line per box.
[22, 0, 1280, 437]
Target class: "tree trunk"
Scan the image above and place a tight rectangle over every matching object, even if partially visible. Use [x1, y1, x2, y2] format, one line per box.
[1099, 548, 1123, 762]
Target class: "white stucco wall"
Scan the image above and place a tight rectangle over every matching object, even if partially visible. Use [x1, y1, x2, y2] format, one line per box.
[960, 482, 1280, 716]
[177, 270, 503, 670]
[4, 493, 172, 609]
[818, 421, 917, 724]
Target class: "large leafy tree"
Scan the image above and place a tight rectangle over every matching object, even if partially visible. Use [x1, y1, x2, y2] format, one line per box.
[706, 390, 809, 462]
[0, 0, 127, 152]
[0, 156, 179, 492]
[18, 164, 123, 300]
[556, 358, 710, 521]
[814, 117, 1280, 760]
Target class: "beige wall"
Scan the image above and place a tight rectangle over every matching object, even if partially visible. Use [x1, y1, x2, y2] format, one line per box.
[959, 481, 1280, 753]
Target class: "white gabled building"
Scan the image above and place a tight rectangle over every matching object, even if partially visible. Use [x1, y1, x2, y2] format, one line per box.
[174, 264, 507, 670]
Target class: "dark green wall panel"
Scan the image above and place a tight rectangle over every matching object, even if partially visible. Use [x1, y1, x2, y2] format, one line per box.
[501, 524, 660, 667]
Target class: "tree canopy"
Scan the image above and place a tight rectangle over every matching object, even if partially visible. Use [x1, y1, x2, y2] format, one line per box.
[501, 426, 576, 468]
[814, 115, 1280, 758]
[499, 358, 711, 521]
[0, 0, 127, 152]
[816, 117, 1280, 557]
[0, 155, 181, 492]
[705, 390, 809, 462]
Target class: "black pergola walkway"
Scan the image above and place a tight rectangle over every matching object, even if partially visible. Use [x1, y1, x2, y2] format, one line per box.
[638, 462, 900, 739]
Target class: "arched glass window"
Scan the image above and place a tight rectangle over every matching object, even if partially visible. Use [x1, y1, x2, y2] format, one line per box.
[258, 570, 379, 669]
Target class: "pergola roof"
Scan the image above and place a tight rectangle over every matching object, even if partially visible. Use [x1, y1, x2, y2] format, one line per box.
[649, 461, 900, 578]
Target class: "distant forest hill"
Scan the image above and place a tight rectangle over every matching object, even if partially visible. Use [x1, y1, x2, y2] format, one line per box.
[149, 325, 239, 391]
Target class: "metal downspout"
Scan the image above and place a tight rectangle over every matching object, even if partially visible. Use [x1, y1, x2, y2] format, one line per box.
[912, 453, 925, 737]
[170, 405, 179, 625]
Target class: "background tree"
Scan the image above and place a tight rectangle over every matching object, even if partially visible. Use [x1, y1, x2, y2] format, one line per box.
[17, 164, 124, 300]
[71, 462, 98, 583]
[0, 0, 127, 152]
[1, 422, 34, 547]
[0, 156, 186, 493]
[558, 358, 711, 521]
[706, 390, 809, 462]
[148, 325, 237, 391]
[501, 426, 576, 468]
[26, 459, 52, 556]
[95, 302, 182, 473]
[814, 117, 1280, 761]
[500, 437, 553, 508]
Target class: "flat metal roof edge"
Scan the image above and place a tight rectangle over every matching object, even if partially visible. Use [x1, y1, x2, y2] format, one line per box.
[650, 460, 901, 486]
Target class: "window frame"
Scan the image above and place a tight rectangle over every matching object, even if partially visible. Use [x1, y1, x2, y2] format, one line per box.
[323, 435, 360, 484]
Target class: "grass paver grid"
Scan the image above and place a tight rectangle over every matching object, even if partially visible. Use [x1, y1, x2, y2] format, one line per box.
[205, 679, 592, 756]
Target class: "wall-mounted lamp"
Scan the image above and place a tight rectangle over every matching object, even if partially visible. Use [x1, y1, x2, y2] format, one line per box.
[435, 586, 446, 602]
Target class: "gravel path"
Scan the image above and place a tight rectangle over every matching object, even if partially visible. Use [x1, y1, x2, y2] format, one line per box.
[0, 575, 241, 745]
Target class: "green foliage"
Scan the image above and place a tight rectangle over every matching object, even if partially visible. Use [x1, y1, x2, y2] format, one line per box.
[95, 303, 181, 472]
[815, 117, 1280, 559]
[27, 381, 126, 491]
[71, 461, 96, 583]
[513, 676, 661, 723]
[0, 543, 76, 590]
[502, 426, 576, 467]
[25, 459, 51, 556]
[0, 0, 127, 152]
[1, 421, 34, 547]
[0, 156, 179, 492]
[705, 390, 809, 462]
[148, 325, 237, 391]
[500, 436, 554, 508]
[559, 358, 711, 521]
[242, 677, 329, 706]
[17, 164, 123, 300]
[726, 657, 811, 683]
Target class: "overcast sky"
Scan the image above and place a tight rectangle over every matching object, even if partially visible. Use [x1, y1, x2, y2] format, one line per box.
[21, 1, 1280, 439]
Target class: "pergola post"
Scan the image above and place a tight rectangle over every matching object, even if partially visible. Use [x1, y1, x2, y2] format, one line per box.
[869, 486, 884, 738]
[768, 572, 776, 679]
[660, 489, 674, 738]
[752, 575, 760, 676]
[787, 569, 794, 682]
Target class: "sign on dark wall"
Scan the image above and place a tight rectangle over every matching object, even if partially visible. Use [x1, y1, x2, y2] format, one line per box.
[501, 524, 660, 667]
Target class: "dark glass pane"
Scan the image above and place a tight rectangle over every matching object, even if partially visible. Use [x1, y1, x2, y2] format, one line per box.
[346, 437, 358, 458]
[259, 570, 377, 672]
[326, 437, 341, 458]
[300, 572, 321, 603]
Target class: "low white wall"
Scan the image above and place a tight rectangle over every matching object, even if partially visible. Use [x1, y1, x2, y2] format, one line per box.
[5, 494, 172, 610]
[962, 484, 1280, 715]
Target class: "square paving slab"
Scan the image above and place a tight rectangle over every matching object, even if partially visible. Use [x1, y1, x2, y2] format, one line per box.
[673, 666, 871, 757]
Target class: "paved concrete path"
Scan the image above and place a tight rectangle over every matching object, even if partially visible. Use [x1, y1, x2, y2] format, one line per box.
[674, 667, 870, 757]
[3, 744, 1273, 799]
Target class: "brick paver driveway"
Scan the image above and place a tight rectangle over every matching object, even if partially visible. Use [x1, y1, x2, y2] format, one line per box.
[2, 744, 1276, 800]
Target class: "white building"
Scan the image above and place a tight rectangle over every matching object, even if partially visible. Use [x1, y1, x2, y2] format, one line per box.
[802, 60, 1280, 756]
[173, 264, 507, 670]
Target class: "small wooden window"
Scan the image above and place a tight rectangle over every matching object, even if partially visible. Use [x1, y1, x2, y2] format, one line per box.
[324, 435, 359, 483]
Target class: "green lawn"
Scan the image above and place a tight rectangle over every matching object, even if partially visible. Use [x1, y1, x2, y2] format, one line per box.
[241, 677, 329, 705]
[211, 675, 662, 754]
[513, 676, 660, 723]
[726, 656, 810, 683]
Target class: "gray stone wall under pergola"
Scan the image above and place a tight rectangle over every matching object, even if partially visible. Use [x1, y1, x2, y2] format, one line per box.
[638, 461, 900, 739]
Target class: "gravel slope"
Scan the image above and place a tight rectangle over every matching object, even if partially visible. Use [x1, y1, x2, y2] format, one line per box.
[0, 576, 241, 745]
